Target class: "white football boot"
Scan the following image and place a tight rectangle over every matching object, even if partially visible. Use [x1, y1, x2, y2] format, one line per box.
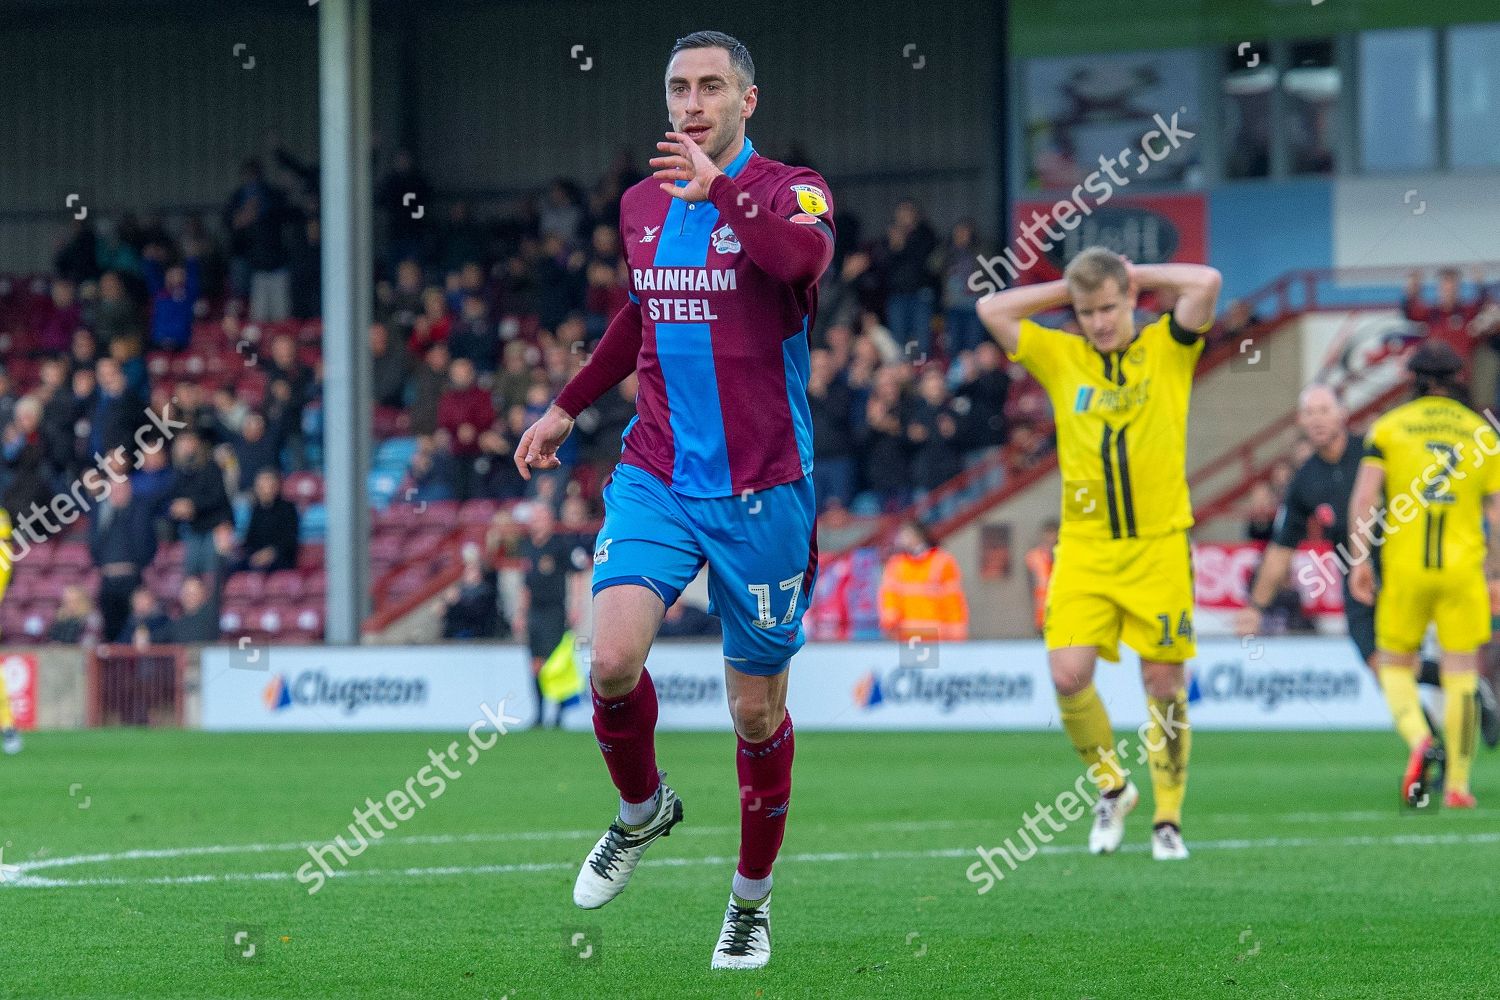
[710, 893, 772, 970]
[572, 783, 683, 909]
[1, 729, 21, 755]
[1151, 822, 1190, 861]
[1087, 781, 1139, 855]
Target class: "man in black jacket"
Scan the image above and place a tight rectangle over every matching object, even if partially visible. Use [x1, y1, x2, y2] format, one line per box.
[89, 476, 157, 642]
[234, 469, 299, 573]
[807, 348, 855, 512]
[168, 431, 233, 576]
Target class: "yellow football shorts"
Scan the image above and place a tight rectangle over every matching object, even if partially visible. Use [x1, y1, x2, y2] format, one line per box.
[1376, 567, 1490, 655]
[1044, 530, 1196, 664]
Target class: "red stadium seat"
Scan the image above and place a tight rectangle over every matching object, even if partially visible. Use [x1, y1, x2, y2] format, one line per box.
[264, 570, 305, 601]
[223, 573, 266, 601]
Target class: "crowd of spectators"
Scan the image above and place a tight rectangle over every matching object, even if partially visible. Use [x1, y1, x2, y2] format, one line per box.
[4, 133, 1301, 646]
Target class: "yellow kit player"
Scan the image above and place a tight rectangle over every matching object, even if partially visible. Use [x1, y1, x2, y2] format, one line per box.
[1349, 343, 1500, 809]
[977, 247, 1221, 860]
[0, 507, 20, 755]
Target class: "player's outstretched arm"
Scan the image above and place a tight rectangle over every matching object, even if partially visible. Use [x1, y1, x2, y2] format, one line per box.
[1238, 542, 1296, 636]
[1132, 263, 1223, 334]
[516, 299, 644, 480]
[975, 280, 1072, 356]
[553, 298, 644, 419]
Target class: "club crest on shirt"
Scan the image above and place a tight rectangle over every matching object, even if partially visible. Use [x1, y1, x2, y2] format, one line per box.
[641, 225, 660, 244]
[712, 224, 740, 255]
[791, 183, 829, 216]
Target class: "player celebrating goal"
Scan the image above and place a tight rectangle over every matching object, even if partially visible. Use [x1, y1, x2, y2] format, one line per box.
[1349, 343, 1500, 809]
[514, 31, 832, 969]
[977, 249, 1221, 860]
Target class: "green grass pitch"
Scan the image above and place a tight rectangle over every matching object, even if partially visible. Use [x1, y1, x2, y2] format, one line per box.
[0, 729, 1496, 998]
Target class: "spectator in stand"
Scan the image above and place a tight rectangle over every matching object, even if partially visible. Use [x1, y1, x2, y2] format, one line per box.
[1024, 519, 1059, 636]
[448, 293, 499, 376]
[409, 286, 454, 358]
[230, 412, 280, 495]
[858, 366, 910, 512]
[375, 149, 433, 272]
[91, 357, 146, 460]
[953, 341, 1011, 491]
[515, 503, 588, 729]
[36, 277, 82, 357]
[69, 327, 100, 375]
[1244, 481, 1279, 544]
[168, 430, 234, 576]
[1215, 298, 1260, 348]
[108, 332, 150, 401]
[492, 341, 534, 415]
[120, 586, 171, 646]
[812, 251, 874, 347]
[382, 258, 426, 346]
[401, 437, 458, 505]
[166, 575, 220, 643]
[288, 217, 322, 320]
[440, 555, 502, 641]
[874, 199, 939, 357]
[437, 357, 495, 500]
[143, 243, 200, 352]
[370, 321, 410, 409]
[936, 219, 987, 355]
[130, 436, 175, 542]
[47, 585, 100, 645]
[808, 348, 856, 512]
[535, 232, 586, 332]
[409, 341, 451, 436]
[91, 270, 144, 351]
[223, 158, 293, 322]
[906, 367, 962, 514]
[1, 397, 54, 519]
[878, 519, 969, 642]
[233, 469, 299, 574]
[1403, 267, 1489, 363]
[53, 218, 100, 285]
[539, 177, 584, 244]
[209, 385, 249, 444]
[89, 475, 156, 643]
[0, 368, 16, 433]
[44, 365, 94, 486]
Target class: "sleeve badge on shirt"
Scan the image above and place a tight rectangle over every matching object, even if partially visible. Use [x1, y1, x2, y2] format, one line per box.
[790, 183, 829, 216]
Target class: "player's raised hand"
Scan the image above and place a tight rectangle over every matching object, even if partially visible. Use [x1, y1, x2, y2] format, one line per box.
[513, 404, 575, 481]
[651, 132, 722, 202]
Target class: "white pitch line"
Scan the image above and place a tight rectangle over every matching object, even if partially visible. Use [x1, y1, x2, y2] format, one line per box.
[5, 831, 1499, 891]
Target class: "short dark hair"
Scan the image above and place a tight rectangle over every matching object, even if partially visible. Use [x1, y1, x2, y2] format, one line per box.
[669, 31, 754, 90]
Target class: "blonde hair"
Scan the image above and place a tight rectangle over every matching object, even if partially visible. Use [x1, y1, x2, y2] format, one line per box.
[1063, 247, 1129, 295]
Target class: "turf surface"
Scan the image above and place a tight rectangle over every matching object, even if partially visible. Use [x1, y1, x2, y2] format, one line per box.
[0, 729, 1496, 999]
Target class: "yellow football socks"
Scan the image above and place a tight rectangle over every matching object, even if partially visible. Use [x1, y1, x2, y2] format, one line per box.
[1442, 672, 1478, 793]
[1146, 691, 1190, 827]
[1378, 664, 1430, 750]
[1057, 684, 1125, 793]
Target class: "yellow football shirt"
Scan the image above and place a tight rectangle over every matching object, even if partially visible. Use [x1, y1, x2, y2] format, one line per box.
[1009, 314, 1204, 541]
[1361, 396, 1500, 574]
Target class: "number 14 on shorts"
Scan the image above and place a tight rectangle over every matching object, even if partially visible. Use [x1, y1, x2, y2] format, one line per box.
[1156, 610, 1193, 647]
